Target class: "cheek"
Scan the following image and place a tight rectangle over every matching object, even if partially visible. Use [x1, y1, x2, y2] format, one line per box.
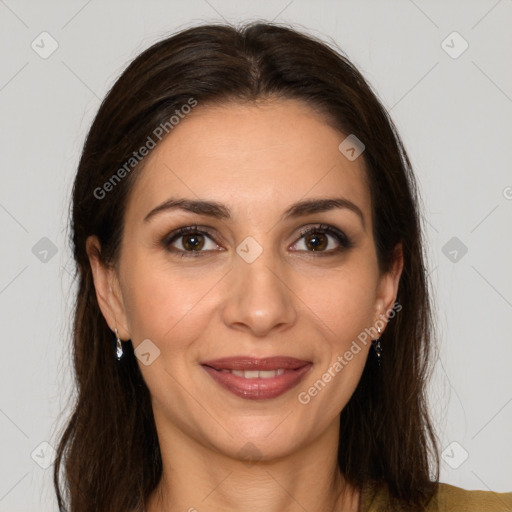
[314, 284, 374, 374]
[297, 286, 373, 420]
[293, 265, 377, 412]
[119, 255, 222, 346]
[297, 265, 378, 345]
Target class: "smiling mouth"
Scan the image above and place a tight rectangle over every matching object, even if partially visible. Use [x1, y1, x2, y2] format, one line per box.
[200, 356, 313, 400]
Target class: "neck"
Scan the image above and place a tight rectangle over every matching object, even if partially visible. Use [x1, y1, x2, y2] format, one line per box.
[145, 416, 360, 512]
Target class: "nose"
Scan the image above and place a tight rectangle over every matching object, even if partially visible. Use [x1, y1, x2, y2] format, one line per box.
[221, 245, 298, 338]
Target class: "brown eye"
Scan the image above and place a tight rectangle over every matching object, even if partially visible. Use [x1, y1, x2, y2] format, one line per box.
[162, 225, 221, 257]
[292, 224, 353, 255]
[180, 233, 206, 251]
[304, 232, 328, 251]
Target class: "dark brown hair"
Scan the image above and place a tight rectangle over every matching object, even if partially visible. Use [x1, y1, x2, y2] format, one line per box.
[54, 22, 439, 511]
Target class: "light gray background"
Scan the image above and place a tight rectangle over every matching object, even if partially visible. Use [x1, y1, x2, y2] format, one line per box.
[1, 1, 511, 510]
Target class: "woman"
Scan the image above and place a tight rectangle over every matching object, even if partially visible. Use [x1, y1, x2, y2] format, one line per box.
[53, 22, 512, 511]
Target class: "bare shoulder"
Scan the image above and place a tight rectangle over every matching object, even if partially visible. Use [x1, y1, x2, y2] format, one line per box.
[431, 482, 512, 512]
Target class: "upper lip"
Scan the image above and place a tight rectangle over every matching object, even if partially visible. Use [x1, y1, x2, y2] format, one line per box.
[201, 356, 311, 371]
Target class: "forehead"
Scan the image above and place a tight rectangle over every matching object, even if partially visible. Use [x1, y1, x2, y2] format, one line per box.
[125, 99, 371, 224]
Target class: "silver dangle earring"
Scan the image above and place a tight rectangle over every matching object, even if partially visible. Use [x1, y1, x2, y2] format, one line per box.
[373, 327, 382, 367]
[115, 328, 123, 360]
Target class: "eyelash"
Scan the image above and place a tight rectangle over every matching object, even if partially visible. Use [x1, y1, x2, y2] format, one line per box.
[161, 224, 353, 259]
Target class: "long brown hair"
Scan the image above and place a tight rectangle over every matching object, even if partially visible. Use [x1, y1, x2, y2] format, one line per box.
[54, 22, 439, 511]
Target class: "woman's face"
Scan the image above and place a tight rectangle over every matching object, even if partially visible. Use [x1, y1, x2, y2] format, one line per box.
[88, 99, 402, 462]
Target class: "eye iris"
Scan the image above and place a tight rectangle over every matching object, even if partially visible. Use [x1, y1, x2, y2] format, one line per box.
[305, 232, 327, 251]
[182, 233, 204, 251]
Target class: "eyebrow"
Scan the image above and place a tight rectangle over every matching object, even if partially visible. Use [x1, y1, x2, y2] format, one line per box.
[143, 197, 365, 228]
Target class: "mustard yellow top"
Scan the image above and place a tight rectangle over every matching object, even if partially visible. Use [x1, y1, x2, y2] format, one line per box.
[360, 481, 512, 511]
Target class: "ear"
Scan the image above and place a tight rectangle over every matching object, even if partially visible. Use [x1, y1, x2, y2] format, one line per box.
[373, 243, 404, 332]
[85, 235, 131, 340]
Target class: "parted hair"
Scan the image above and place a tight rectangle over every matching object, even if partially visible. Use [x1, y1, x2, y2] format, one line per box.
[54, 22, 439, 512]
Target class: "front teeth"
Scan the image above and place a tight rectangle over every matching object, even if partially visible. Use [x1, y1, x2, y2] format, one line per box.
[231, 369, 285, 379]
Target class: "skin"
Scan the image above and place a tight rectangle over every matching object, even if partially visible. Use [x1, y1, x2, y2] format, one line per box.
[87, 98, 403, 512]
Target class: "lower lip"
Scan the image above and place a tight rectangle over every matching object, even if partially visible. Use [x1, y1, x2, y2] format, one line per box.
[202, 364, 313, 400]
